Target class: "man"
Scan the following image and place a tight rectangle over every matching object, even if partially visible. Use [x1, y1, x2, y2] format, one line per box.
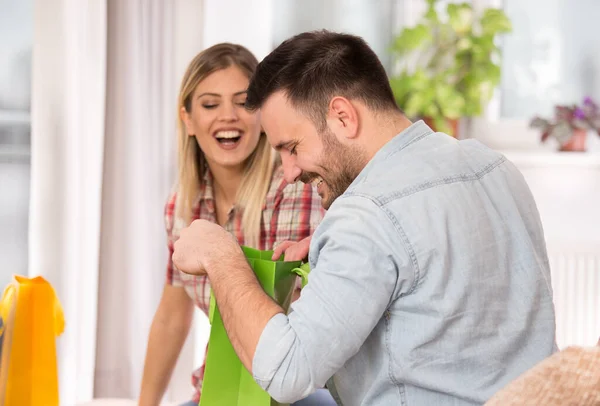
[172, 30, 557, 405]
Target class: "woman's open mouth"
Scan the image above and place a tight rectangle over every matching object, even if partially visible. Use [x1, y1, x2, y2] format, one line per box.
[214, 130, 242, 149]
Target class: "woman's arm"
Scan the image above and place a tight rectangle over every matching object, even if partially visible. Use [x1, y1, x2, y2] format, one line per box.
[139, 285, 194, 406]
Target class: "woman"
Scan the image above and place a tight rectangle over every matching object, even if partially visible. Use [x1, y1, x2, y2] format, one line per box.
[138, 43, 330, 406]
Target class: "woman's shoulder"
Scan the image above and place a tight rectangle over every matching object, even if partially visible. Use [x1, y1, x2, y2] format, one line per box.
[164, 187, 179, 232]
[163, 185, 203, 235]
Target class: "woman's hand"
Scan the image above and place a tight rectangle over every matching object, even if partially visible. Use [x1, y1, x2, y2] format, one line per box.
[271, 235, 312, 262]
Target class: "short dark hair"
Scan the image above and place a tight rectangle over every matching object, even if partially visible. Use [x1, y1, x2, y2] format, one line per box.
[246, 30, 398, 130]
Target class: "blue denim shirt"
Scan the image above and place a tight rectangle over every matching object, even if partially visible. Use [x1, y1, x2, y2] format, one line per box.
[252, 121, 556, 405]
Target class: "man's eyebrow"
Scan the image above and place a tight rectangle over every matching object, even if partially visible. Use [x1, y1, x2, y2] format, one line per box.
[274, 140, 297, 151]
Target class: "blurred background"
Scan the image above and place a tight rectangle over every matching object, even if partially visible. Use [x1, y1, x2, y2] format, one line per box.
[1, 0, 599, 404]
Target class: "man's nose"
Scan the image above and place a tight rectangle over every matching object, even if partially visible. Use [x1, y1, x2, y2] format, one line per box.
[281, 155, 302, 184]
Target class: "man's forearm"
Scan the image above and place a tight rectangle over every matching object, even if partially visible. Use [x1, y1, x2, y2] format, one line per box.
[207, 253, 283, 372]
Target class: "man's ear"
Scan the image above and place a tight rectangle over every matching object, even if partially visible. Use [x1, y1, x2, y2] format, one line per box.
[180, 106, 195, 136]
[327, 96, 359, 140]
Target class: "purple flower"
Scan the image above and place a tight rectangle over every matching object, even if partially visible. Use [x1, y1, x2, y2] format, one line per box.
[583, 96, 597, 108]
[574, 107, 586, 119]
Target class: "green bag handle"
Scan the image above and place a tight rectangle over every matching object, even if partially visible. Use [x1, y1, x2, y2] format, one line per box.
[291, 262, 311, 288]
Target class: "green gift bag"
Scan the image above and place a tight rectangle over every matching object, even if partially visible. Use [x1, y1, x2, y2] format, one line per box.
[200, 246, 310, 406]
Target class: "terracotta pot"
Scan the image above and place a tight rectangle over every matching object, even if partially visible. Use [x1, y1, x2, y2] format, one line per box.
[559, 128, 587, 152]
[423, 116, 460, 138]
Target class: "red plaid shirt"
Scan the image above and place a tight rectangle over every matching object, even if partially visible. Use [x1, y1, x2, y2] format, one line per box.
[164, 164, 324, 401]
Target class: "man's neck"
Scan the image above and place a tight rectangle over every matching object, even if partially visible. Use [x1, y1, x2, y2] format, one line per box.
[362, 110, 413, 161]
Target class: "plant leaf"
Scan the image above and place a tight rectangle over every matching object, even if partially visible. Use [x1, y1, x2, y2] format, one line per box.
[530, 116, 550, 130]
[424, 0, 439, 23]
[392, 24, 432, 54]
[434, 116, 453, 135]
[447, 3, 473, 34]
[389, 73, 413, 105]
[411, 69, 432, 90]
[403, 87, 435, 117]
[436, 85, 465, 119]
[423, 102, 440, 118]
[480, 8, 512, 35]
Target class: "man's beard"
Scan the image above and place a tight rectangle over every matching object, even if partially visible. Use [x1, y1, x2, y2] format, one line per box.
[300, 130, 366, 209]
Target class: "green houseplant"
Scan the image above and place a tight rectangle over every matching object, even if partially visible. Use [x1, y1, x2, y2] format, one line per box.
[389, 0, 512, 137]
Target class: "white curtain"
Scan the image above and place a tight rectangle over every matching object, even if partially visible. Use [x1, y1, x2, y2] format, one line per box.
[30, 0, 107, 403]
[30, 0, 204, 404]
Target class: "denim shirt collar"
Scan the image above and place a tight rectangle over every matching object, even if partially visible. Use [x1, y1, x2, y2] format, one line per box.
[350, 120, 434, 190]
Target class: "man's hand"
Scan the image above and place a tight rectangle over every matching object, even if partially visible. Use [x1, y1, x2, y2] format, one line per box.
[172, 219, 242, 276]
[173, 220, 282, 374]
[271, 236, 312, 261]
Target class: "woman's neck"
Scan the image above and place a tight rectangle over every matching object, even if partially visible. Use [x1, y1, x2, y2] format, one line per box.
[208, 162, 245, 208]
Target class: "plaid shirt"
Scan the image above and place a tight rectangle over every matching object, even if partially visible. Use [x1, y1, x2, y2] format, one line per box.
[164, 164, 324, 401]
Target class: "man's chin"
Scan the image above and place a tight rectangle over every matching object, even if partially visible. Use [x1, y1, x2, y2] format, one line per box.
[320, 194, 335, 210]
[317, 183, 344, 210]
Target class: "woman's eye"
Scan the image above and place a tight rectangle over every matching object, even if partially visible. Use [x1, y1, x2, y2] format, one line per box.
[202, 104, 217, 109]
[290, 146, 297, 155]
[236, 102, 246, 107]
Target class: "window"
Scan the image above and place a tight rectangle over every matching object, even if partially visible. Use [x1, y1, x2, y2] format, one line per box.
[0, 0, 32, 288]
[272, 0, 397, 71]
[499, 0, 600, 120]
[472, 0, 600, 149]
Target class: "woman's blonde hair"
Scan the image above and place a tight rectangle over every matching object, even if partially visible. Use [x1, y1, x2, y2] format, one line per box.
[176, 43, 277, 248]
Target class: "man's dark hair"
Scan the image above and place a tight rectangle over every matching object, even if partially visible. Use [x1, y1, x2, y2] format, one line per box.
[246, 30, 399, 130]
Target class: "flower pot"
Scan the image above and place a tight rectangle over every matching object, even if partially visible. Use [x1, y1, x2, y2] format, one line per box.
[423, 116, 460, 138]
[559, 128, 587, 152]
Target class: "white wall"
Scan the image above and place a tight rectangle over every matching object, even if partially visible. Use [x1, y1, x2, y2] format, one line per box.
[202, 0, 273, 61]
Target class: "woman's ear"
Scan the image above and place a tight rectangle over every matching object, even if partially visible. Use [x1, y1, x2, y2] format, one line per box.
[180, 106, 195, 136]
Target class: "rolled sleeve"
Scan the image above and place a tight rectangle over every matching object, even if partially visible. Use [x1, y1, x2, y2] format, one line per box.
[253, 313, 314, 402]
[251, 194, 415, 402]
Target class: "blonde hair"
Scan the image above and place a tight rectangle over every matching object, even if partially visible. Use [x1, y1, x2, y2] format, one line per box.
[176, 43, 277, 248]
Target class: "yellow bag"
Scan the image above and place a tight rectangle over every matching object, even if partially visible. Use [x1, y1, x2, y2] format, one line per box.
[0, 276, 65, 406]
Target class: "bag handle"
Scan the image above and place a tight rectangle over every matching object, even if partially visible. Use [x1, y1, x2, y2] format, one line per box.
[292, 263, 311, 288]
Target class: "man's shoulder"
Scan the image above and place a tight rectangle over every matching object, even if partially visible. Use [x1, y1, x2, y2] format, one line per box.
[347, 137, 510, 207]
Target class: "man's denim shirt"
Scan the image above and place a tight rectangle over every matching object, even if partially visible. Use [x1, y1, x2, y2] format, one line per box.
[252, 121, 556, 405]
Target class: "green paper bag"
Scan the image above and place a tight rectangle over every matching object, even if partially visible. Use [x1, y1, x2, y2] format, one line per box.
[200, 247, 310, 406]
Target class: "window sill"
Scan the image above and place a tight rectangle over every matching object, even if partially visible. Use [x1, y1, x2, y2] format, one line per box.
[0, 145, 30, 162]
[499, 150, 600, 169]
[0, 110, 31, 125]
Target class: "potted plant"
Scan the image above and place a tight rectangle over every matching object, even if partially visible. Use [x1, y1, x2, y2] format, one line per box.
[389, 0, 512, 137]
[530, 97, 600, 152]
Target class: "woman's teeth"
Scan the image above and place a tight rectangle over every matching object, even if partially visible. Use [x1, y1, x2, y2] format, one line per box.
[215, 131, 241, 144]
